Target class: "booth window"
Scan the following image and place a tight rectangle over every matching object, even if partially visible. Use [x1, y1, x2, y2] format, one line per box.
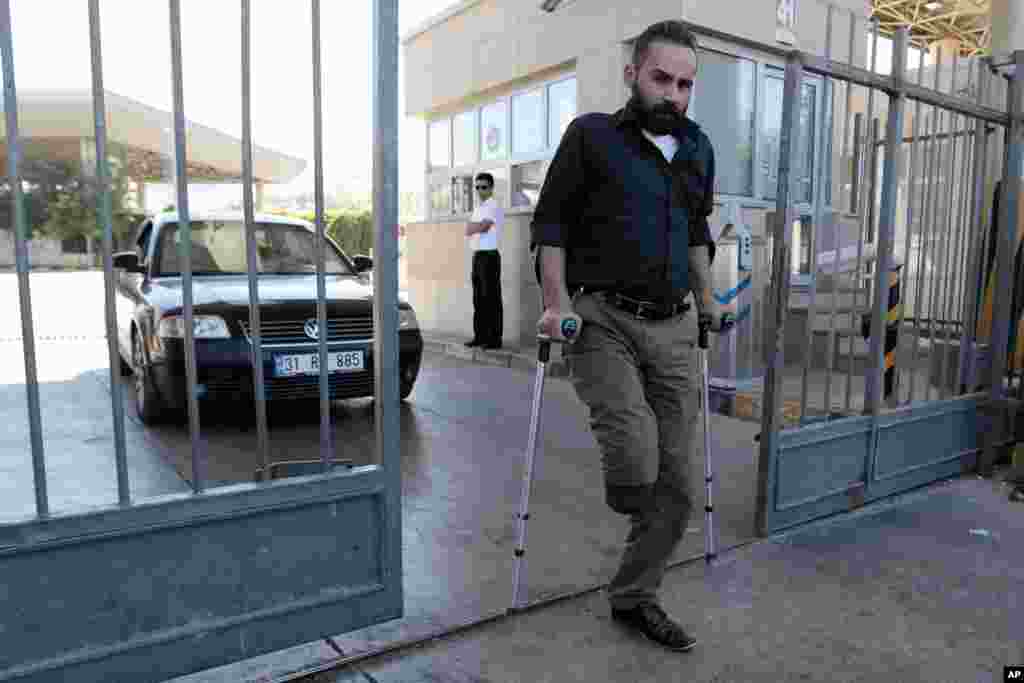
[480, 100, 508, 162]
[689, 49, 756, 197]
[453, 110, 477, 168]
[424, 73, 576, 219]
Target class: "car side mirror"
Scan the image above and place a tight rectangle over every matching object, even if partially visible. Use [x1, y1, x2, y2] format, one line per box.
[113, 251, 143, 273]
[351, 255, 373, 273]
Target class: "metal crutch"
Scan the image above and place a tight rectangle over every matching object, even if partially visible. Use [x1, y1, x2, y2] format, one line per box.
[698, 314, 717, 565]
[699, 312, 733, 566]
[510, 312, 582, 613]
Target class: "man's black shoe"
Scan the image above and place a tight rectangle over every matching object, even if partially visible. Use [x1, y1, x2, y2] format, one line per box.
[464, 340, 481, 347]
[481, 342, 502, 350]
[610, 602, 697, 652]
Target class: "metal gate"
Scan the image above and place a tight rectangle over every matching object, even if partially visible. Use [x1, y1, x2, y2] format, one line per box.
[0, 1, 403, 680]
[753, 10, 1022, 534]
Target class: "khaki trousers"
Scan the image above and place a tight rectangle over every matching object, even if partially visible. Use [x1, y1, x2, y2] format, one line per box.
[564, 292, 699, 610]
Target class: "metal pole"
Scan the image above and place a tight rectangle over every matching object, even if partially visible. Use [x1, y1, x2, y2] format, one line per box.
[946, 59, 977, 397]
[823, 9, 858, 416]
[936, 51, 964, 399]
[168, 0, 204, 492]
[371, 0, 403, 589]
[927, 87, 959, 401]
[909, 51, 945, 404]
[989, 51, 1024, 401]
[798, 4, 833, 425]
[846, 16, 880, 414]
[240, 0, 270, 471]
[896, 40, 927, 406]
[0, 0, 48, 517]
[960, 63, 992, 394]
[756, 51, 803, 536]
[866, 27, 906, 416]
[312, 0, 332, 469]
[88, 0, 130, 506]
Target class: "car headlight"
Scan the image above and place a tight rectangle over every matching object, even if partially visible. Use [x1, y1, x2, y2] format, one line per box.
[398, 307, 418, 330]
[158, 314, 231, 339]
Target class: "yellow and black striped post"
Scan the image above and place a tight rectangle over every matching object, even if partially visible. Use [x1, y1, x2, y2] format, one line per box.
[861, 264, 903, 402]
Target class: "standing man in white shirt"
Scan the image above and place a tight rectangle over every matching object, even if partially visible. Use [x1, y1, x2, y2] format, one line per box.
[464, 172, 504, 350]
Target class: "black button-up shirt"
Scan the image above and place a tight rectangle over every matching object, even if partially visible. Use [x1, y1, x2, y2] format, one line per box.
[530, 105, 716, 303]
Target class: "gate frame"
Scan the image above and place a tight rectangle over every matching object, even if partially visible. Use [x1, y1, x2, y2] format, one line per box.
[0, 1, 405, 681]
[753, 25, 1022, 536]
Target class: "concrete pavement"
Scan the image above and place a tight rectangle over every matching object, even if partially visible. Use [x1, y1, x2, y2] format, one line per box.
[310, 472, 1023, 683]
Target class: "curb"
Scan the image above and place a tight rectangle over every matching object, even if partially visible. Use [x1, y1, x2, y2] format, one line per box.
[421, 336, 571, 378]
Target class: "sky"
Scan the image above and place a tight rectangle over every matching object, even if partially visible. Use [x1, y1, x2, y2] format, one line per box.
[8, 0, 456, 210]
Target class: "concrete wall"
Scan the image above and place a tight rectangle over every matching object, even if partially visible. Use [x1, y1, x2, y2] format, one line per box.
[403, 210, 532, 347]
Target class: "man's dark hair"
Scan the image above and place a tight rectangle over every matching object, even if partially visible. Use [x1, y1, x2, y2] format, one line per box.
[475, 172, 495, 188]
[631, 20, 699, 68]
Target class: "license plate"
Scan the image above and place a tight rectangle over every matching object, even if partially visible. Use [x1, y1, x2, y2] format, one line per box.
[273, 350, 365, 377]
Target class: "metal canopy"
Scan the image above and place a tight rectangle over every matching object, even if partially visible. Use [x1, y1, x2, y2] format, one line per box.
[871, 0, 991, 55]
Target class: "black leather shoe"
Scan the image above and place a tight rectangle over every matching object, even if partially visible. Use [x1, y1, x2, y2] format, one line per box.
[464, 340, 481, 347]
[610, 602, 697, 652]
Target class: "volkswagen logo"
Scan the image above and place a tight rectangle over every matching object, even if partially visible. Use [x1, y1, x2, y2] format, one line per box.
[303, 319, 320, 340]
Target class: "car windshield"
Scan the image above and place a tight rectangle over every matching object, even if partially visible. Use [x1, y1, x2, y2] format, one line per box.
[155, 220, 354, 276]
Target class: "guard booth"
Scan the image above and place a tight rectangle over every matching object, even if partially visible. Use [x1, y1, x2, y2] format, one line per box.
[0, 1, 405, 681]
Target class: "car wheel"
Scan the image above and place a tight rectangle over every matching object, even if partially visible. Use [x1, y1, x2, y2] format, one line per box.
[132, 333, 165, 425]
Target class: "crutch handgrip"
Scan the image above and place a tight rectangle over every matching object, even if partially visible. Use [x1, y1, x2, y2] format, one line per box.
[536, 312, 582, 349]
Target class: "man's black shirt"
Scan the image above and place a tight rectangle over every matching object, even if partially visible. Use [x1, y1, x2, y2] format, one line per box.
[530, 105, 716, 303]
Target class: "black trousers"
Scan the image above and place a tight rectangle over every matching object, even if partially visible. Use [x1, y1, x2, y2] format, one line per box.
[471, 250, 503, 345]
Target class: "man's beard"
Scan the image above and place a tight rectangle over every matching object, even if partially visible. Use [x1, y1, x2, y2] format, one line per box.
[628, 84, 684, 135]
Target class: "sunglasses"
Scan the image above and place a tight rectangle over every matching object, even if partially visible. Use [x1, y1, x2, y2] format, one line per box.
[475, 185, 491, 190]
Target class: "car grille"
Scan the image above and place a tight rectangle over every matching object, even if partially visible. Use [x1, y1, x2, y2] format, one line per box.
[239, 316, 373, 345]
[203, 371, 375, 402]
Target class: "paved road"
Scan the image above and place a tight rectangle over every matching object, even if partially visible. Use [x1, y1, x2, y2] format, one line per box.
[1, 271, 762, 673]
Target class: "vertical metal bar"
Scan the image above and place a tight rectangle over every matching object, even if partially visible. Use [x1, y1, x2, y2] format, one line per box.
[372, 0, 403, 585]
[823, 13, 857, 415]
[756, 52, 803, 537]
[990, 51, 1024, 401]
[928, 91, 959, 401]
[921, 108, 947, 401]
[909, 53, 945, 404]
[168, 0, 204, 492]
[896, 42, 927, 406]
[312, 0, 332, 469]
[88, 0, 130, 506]
[851, 114, 863, 212]
[866, 28, 907, 416]
[845, 16, 880, 413]
[0, 0, 48, 517]
[949, 59, 977, 396]
[960, 62, 991, 394]
[798, 4, 834, 425]
[935, 51, 963, 400]
[240, 0, 270, 471]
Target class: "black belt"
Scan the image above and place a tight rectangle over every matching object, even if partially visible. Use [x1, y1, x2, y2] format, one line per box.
[578, 287, 691, 321]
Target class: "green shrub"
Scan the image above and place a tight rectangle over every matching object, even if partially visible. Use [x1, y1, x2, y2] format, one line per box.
[327, 211, 374, 257]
